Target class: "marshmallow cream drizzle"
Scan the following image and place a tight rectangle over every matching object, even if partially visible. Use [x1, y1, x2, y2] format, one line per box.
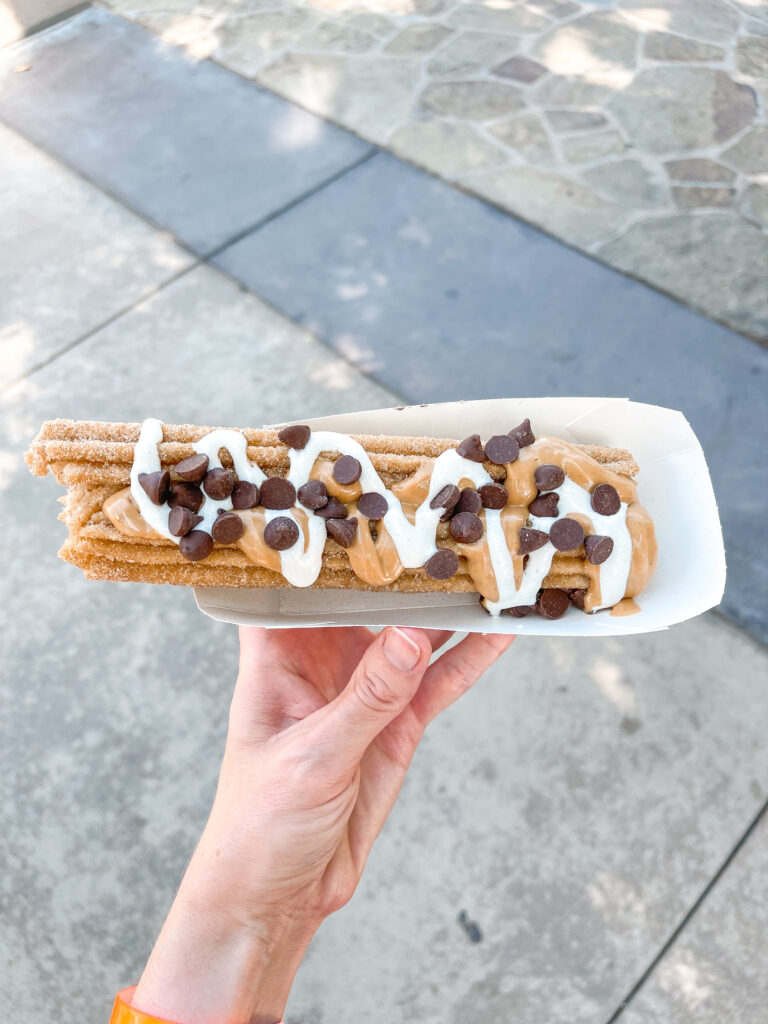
[123, 417, 642, 617]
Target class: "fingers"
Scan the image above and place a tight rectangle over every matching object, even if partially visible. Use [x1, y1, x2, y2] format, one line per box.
[411, 632, 515, 727]
[422, 629, 455, 654]
[310, 626, 432, 771]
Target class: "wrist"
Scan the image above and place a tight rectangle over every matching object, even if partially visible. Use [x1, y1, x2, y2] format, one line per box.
[132, 889, 317, 1024]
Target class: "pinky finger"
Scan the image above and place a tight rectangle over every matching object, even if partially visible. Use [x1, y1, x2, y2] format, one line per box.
[410, 632, 515, 727]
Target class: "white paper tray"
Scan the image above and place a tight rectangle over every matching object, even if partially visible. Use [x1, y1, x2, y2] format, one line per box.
[195, 398, 726, 637]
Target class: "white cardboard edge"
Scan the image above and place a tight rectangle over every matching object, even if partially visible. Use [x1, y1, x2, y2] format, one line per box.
[194, 398, 726, 637]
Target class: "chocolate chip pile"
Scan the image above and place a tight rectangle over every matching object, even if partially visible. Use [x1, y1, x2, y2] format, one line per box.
[137, 417, 622, 620]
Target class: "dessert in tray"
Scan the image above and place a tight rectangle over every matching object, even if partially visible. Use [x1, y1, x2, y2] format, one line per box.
[26, 416, 657, 619]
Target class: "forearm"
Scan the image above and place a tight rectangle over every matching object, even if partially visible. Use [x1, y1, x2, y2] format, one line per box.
[131, 888, 316, 1024]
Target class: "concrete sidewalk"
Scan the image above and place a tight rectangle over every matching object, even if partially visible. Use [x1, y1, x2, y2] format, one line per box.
[1, 9, 767, 1024]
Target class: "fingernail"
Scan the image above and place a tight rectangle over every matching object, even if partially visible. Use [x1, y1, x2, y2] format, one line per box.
[383, 626, 421, 671]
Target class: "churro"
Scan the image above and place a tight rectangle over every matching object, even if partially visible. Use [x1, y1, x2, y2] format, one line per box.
[26, 416, 657, 618]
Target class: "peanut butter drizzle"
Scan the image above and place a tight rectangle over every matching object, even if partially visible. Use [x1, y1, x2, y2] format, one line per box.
[105, 436, 657, 614]
[504, 438, 637, 507]
[625, 503, 657, 598]
[104, 488, 163, 540]
[310, 459, 362, 502]
[454, 507, 528, 603]
[610, 597, 641, 617]
[345, 502, 403, 587]
[563, 512, 602, 611]
[390, 460, 435, 504]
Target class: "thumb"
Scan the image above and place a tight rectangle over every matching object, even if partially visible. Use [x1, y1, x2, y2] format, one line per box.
[311, 626, 431, 769]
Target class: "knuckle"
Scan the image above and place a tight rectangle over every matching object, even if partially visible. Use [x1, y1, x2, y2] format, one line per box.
[355, 664, 404, 715]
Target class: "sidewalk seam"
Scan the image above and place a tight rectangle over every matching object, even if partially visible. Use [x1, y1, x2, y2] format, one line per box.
[0, 261, 201, 394]
[603, 793, 768, 1022]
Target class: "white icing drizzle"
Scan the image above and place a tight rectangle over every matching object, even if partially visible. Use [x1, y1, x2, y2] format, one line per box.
[130, 419, 632, 616]
[484, 477, 631, 615]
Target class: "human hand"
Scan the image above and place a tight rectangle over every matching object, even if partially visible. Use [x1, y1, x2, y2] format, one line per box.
[131, 626, 514, 1024]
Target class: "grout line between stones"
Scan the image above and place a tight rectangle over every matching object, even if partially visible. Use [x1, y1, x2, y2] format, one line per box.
[603, 792, 768, 1023]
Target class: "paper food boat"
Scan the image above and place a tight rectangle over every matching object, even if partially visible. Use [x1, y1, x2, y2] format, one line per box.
[195, 397, 725, 637]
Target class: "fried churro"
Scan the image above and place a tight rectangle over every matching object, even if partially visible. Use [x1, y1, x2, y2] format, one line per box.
[26, 416, 657, 619]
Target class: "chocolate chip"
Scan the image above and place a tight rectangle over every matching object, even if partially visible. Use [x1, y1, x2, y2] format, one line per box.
[450, 511, 484, 544]
[591, 483, 620, 516]
[211, 511, 244, 545]
[260, 476, 297, 510]
[358, 492, 388, 520]
[456, 434, 486, 462]
[484, 434, 519, 465]
[518, 527, 549, 554]
[277, 424, 311, 450]
[507, 605, 536, 617]
[203, 468, 235, 500]
[456, 488, 482, 515]
[138, 470, 170, 505]
[529, 492, 559, 517]
[178, 529, 214, 562]
[168, 506, 202, 537]
[430, 483, 461, 511]
[478, 482, 508, 509]
[174, 453, 209, 483]
[263, 516, 299, 551]
[297, 480, 328, 510]
[585, 534, 614, 565]
[509, 418, 535, 448]
[326, 516, 359, 548]
[231, 480, 260, 510]
[537, 588, 570, 619]
[569, 589, 586, 610]
[549, 518, 585, 552]
[333, 455, 362, 485]
[314, 496, 348, 519]
[425, 548, 459, 580]
[534, 464, 564, 491]
[167, 482, 204, 513]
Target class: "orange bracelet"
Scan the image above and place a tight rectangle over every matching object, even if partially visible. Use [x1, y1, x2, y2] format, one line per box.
[111, 988, 182, 1024]
[110, 987, 285, 1024]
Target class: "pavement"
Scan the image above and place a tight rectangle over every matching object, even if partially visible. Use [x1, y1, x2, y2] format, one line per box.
[100, 0, 768, 342]
[1, 7, 767, 1024]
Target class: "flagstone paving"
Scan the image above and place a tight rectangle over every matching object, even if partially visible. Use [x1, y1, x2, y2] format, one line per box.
[101, 0, 768, 340]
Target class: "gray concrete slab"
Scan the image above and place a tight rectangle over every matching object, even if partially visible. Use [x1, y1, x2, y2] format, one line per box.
[0, 121, 192, 391]
[3, 266, 768, 1024]
[621, 813, 768, 1024]
[213, 153, 768, 643]
[0, 263, 395, 1021]
[0, 8, 371, 254]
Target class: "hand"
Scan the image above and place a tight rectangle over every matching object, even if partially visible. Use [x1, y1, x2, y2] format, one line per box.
[132, 626, 514, 1024]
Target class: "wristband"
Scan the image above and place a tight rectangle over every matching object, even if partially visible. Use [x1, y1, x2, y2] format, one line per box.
[110, 988, 182, 1024]
[110, 986, 285, 1024]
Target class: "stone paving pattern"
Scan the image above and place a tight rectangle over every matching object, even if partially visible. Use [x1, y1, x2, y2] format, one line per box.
[2, 10, 768, 1024]
[103, 0, 768, 340]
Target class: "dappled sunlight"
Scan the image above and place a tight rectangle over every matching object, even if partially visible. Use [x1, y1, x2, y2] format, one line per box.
[337, 281, 369, 299]
[308, 359, 367, 390]
[156, 12, 224, 58]
[269, 103, 323, 149]
[619, 4, 673, 32]
[586, 870, 645, 922]
[659, 956, 713, 1010]
[335, 331, 380, 370]
[536, 31, 634, 87]
[589, 656, 636, 715]
[0, 320, 38, 386]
